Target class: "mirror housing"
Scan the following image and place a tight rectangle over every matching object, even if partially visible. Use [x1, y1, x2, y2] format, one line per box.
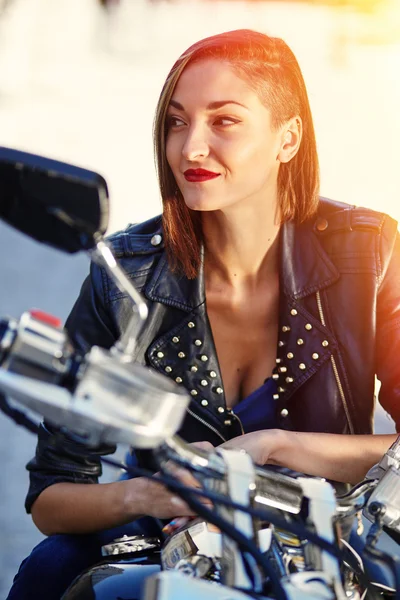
[0, 146, 148, 359]
[0, 146, 109, 253]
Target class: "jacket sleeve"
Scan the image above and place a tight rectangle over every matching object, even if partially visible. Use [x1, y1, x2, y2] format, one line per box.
[65, 261, 120, 353]
[376, 217, 400, 432]
[25, 262, 118, 513]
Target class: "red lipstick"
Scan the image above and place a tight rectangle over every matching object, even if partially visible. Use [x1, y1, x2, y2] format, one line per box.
[184, 168, 220, 182]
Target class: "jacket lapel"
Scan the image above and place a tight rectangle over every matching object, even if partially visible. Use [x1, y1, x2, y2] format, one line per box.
[145, 252, 205, 312]
[141, 217, 343, 420]
[144, 252, 227, 422]
[273, 219, 341, 412]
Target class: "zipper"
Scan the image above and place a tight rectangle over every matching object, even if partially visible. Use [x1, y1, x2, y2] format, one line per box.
[315, 291, 355, 434]
[230, 409, 245, 435]
[186, 406, 227, 442]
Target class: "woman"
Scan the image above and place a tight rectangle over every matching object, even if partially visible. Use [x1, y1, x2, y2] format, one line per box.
[8, 29, 399, 600]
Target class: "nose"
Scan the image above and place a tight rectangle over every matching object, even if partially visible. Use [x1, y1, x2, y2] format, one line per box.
[181, 123, 210, 162]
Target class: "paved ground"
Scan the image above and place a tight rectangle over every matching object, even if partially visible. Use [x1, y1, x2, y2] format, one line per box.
[0, 221, 89, 595]
[0, 0, 399, 596]
[0, 222, 129, 595]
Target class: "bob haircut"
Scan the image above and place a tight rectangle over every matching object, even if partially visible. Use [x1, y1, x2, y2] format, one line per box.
[154, 29, 320, 279]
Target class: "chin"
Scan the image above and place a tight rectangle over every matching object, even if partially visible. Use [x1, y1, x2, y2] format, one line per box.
[182, 197, 219, 212]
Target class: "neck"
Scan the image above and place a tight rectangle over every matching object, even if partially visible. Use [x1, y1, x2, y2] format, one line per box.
[202, 200, 281, 288]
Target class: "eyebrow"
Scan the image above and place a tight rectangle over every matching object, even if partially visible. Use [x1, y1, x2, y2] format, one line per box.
[168, 99, 247, 111]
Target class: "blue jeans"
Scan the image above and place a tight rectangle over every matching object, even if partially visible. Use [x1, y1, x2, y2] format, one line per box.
[6, 517, 161, 600]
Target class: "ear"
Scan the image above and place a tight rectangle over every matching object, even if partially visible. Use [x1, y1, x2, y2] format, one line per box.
[277, 116, 303, 163]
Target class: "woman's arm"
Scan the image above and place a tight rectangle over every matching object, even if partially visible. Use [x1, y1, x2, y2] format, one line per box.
[31, 475, 195, 536]
[220, 430, 398, 484]
[31, 438, 214, 536]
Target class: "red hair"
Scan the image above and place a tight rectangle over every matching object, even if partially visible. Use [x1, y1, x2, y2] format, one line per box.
[153, 29, 319, 279]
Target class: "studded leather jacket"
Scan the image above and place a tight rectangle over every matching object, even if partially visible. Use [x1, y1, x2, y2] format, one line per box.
[25, 197, 400, 511]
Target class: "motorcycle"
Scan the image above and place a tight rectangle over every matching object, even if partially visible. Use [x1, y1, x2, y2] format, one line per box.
[0, 146, 399, 600]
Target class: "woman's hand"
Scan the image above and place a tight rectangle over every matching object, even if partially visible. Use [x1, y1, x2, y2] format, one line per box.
[130, 440, 215, 521]
[133, 473, 196, 520]
[218, 429, 282, 466]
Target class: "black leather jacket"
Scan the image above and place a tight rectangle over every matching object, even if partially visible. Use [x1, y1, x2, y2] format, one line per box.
[25, 197, 400, 511]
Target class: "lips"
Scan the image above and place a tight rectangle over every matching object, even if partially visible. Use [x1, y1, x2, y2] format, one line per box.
[183, 168, 220, 182]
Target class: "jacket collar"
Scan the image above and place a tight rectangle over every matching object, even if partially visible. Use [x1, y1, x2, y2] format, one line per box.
[280, 219, 339, 300]
[144, 217, 340, 309]
[145, 251, 205, 311]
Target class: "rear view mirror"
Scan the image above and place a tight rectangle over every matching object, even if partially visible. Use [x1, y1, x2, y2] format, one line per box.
[0, 147, 109, 253]
[0, 145, 148, 357]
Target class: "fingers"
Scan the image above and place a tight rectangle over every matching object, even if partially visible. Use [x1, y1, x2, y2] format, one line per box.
[169, 465, 200, 488]
[147, 480, 196, 518]
[169, 494, 192, 512]
[162, 516, 194, 536]
[164, 468, 213, 511]
[144, 446, 216, 520]
[159, 491, 205, 519]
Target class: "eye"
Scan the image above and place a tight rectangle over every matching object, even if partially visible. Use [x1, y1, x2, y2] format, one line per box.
[213, 116, 240, 127]
[167, 115, 186, 129]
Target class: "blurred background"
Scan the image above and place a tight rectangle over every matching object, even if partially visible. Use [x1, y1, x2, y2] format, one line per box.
[0, 0, 398, 595]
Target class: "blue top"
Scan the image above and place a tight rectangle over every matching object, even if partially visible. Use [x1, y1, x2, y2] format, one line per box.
[232, 377, 278, 433]
[123, 377, 278, 477]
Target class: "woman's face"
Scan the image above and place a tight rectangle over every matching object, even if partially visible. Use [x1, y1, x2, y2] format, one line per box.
[165, 58, 286, 214]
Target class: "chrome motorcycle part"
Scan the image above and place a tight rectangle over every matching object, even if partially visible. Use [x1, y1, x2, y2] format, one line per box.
[282, 571, 342, 600]
[156, 437, 365, 596]
[366, 435, 400, 481]
[0, 345, 189, 448]
[157, 435, 226, 477]
[253, 468, 304, 515]
[144, 571, 255, 600]
[0, 311, 73, 383]
[335, 480, 377, 518]
[215, 447, 259, 590]
[73, 345, 189, 447]
[158, 438, 305, 517]
[0, 370, 88, 432]
[162, 519, 222, 571]
[296, 477, 343, 589]
[366, 468, 400, 533]
[145, 569, 345, 600]
[273, 529, 306, 573]
[364, 436, 400, 534]
[175, 555, 214, 578]
[91, 240, 148, 358]
[257, 527, 272, 553]
[101, 535, 161, 557]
